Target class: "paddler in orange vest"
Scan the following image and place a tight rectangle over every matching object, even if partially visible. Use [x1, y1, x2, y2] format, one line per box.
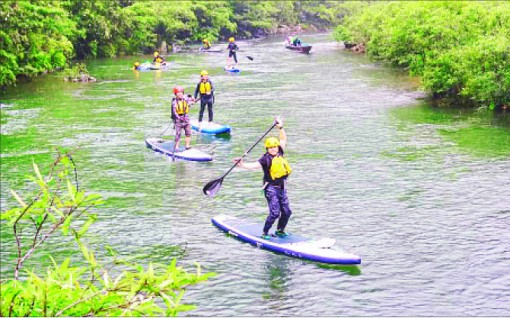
[171, 86, 196, 150]
[193, 70, 215, 124]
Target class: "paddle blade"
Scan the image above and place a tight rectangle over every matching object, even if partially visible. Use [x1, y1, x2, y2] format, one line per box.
[203, 178, 224, 197]
[246, 56, 254, 61]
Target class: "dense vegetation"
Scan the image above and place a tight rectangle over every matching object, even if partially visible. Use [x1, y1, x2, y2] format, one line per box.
[0, 0, 346, 87]
[1, 150, 214, 316]
[334, 1, 510, 110]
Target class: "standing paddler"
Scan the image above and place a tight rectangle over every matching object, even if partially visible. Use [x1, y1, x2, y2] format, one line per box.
[232, 117, 293, 240]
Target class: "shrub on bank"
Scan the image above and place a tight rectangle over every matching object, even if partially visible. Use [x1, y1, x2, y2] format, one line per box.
[334, 1, 510, 109]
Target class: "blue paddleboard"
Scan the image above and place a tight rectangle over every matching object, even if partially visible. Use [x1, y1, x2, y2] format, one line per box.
[212, 214, 361, 265]
[145, 138, 212, 162]
[224, 66, 240, 73]
[137, 62, 167, 71]
[190, 119, 231, 135]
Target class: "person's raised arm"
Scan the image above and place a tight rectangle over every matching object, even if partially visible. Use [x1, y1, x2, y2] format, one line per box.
[275, 116, 287, 150]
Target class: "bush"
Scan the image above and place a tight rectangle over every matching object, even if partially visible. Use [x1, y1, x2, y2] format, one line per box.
[1, 150, 214, 316]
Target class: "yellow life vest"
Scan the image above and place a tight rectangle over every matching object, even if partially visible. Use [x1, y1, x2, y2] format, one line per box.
[155, 57, 164, 63]
[199, 81, 212, 94]
[175, 99, 189, 115]
[269, 155, 292, 180]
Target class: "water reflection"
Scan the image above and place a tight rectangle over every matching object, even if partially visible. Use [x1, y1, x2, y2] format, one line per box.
[262, 259, 291, 301]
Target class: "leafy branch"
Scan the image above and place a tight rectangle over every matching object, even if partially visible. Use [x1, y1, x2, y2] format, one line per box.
[1, 150, 215, 316]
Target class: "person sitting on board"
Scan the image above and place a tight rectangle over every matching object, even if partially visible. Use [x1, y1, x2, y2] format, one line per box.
[193, 70, 215, 126]
[153, 51, 167, 64]
[226, 37, 239, 68]
[201, 39, 212, 51]
[233, 117, 293, 240]
[292, 37, 302, 46]
[171, 86, 195, 150]
[132, 61, 141, 70]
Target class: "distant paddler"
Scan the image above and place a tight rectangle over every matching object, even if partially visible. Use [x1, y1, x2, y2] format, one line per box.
[194, 70, 215, 125]
[152, 51, 167, 65]
[201, 39, 212, 51]
[226, 37, 239, 69]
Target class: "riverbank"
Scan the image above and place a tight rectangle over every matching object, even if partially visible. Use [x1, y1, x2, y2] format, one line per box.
[333, 1, 510, 111]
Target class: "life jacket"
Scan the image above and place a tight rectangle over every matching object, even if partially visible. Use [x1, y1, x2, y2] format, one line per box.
[154, 57, 164, 63]
[199, 80, 212, 94]
[172, 98, 189, 117]
[269, 155, 292, 180]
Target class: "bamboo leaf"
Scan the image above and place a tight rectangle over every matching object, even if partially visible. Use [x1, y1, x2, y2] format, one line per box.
[77, 214, 97, 238]
[62, 215, 72, 235]
[67, 180, 76, 201]
[10, 189, 27, 208]
[33, 160, 44, 183]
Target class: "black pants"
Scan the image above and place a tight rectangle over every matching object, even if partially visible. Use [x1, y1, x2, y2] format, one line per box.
[229, 51, 238, 63]
[262, 184, 292, 234]
[199, 98, 213, 122]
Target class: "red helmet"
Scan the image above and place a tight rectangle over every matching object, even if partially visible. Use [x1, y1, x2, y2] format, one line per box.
[173, 86, 184, 94]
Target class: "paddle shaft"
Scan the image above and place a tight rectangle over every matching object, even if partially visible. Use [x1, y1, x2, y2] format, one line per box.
[218, 122, 277, 180]
[171, 130, 179, 161]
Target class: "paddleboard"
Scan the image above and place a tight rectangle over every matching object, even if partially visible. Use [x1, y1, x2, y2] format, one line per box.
[224, 66, 241, 73]
[212, 214, 361, 265]
[137, 62, 167, 71]
[145, 138, 212, 162]
[190, 119, 231, 135]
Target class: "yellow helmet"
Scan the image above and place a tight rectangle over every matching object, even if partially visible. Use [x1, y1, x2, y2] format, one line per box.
[200, 70, 209, 76]
[153, 51, 159, 57]
[265, 137, 280, 148]
[134, 62, 140, 67]
[229, 37, 235, 42]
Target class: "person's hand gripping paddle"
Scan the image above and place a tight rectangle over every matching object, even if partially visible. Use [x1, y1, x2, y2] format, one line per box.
[202, 121, 278, 197]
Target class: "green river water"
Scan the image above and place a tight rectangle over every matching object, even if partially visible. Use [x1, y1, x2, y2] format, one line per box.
[1, 34, 509, 316]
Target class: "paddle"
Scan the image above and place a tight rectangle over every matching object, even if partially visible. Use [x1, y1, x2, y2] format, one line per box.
[203, 122, 277, 197]
[171, 130, 180, 161]
[237, 50, 254, 61]
[158, 122, 172, 137]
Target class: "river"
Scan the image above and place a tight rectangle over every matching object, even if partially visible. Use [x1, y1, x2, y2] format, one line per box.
[1, 34, 509, 316]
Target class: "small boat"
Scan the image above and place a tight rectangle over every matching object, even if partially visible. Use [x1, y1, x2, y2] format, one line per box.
[285, 44, 312, 54]
[190, 119, 231, 135]
[145, 138, 212, 162]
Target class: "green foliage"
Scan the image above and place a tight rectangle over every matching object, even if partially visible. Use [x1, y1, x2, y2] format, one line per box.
[334, 1, 510, 109]
[1, 150, 214, 316]
[0, 0, 76, 86]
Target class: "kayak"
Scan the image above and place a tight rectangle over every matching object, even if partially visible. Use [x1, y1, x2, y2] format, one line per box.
[190, 119, 231, 135]
[285, 44, 312, 54]
[212, 214, 361, 265]
[224, 66, 241, 73]
[145, 138, 212, 162]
